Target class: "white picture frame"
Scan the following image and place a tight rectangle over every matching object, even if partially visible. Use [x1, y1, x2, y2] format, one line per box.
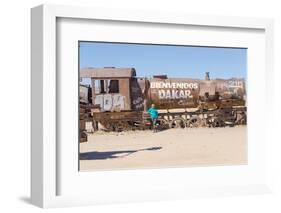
[31, 4, 274, 208]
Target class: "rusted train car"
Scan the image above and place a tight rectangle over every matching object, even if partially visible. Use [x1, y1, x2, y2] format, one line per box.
[79, 67, 246, 131]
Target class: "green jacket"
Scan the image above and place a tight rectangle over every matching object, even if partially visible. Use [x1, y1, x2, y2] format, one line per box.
[147, 107, 158, 119]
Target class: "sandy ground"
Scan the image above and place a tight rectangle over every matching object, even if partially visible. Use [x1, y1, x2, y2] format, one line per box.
[79, 126, 247, 171]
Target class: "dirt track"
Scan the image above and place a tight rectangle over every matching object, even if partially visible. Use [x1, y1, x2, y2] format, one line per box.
[79, 126, 247, 171]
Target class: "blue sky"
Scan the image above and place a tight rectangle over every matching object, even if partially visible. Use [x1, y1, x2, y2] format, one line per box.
[79, 42, 247, 80]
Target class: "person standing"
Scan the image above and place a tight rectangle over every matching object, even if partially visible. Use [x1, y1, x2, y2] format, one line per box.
[147, 104, 159, 132]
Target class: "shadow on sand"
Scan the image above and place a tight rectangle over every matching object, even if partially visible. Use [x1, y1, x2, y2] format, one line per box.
[80, 146, 162, 160]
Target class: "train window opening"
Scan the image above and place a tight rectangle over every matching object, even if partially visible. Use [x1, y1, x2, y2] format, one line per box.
[94, 80, 101, 94]
[80, 77, 91, 86]
[108, 80, 119, 93]
[101, 80, 107, 93]
[94, 79, 108, 94]
[93, 79, 119, 94]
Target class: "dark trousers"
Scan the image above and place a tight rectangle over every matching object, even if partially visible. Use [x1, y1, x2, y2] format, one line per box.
[151, 118, 157, 131]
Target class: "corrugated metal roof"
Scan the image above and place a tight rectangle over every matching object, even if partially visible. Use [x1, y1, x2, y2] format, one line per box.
[80, 67, 136, 78]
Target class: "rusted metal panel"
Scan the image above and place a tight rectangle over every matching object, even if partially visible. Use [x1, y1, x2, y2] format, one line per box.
[199, 81, 216, 96]
[119, 78, 131, 110]
[79, 85, 89, 104]
[92, 111, 146, 131]
[79, 103, 91, 142]
[214, 78, 246, 99]
[91, 79, 131, 112]
[145, 77, 246, 110]
[93, 94, 126, 112]
[131, 77, 146, 111]
[147, 77, 200, 109]
[80, 67, 136, 78]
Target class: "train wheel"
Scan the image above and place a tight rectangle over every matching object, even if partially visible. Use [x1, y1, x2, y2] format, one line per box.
[208, 117, 224, 127]
[99, 120, 114, 131]
[112, 121, 131, 132]
[235, 112, 247, 125]
[157, 118, 169, 130]
[170, 118, 186, 128]
[187, 116, 202, 128]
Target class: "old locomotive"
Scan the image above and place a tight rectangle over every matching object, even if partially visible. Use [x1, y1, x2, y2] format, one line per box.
[79, 67, 246, 132]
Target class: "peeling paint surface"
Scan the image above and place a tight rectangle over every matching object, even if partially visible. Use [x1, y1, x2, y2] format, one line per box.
[94, 94, 125, 111]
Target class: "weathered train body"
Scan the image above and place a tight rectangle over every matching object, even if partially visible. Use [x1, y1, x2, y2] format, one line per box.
[79, 67, 246, 132]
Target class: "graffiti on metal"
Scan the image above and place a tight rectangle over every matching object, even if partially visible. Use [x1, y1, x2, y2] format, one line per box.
[150, 82, 198, 100]
[222, 80, 245, 97]
[79, 68, 247, 132]
[132, 97, 144, 110]
[94, 94, 125, 111]
[150, 82, 198, 89]
[226, 80, 244, 88]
